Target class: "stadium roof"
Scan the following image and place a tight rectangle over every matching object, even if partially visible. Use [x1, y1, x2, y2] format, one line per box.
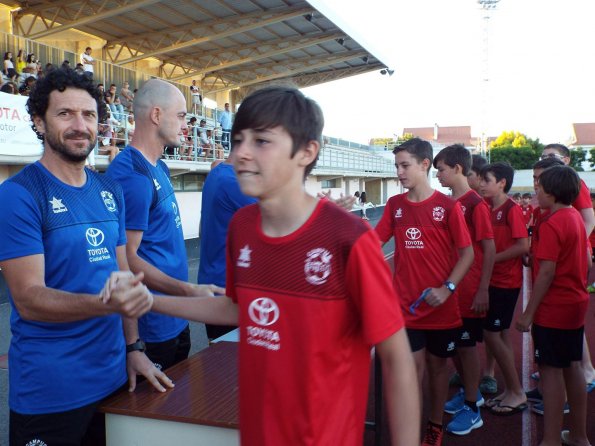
[6, 0, 390, 94]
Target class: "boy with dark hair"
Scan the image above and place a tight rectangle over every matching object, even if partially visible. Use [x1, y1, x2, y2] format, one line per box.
[512, 192, 522, 205]
[434, 144, 495, 435]
[376, 138, 474, 445]
[516, 165, 591, 446]
[479, 162, 529, 415]
[150, 86, 420, 445]
[521, 192, 533, 227]
[468, 154, 488, 192]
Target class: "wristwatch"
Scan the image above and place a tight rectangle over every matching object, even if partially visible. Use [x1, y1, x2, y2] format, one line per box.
[444, 281, 456, 293]
[126, 339, 146, 354]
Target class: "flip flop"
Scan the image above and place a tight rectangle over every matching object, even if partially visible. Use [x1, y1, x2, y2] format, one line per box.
[530, 372, 540, 381]
[484, 397, 502, 409]
[489, 402, 528, 416]
[587, 380, 595, 393]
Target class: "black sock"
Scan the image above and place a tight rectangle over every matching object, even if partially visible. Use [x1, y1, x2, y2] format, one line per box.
[465, 400, 478, 412]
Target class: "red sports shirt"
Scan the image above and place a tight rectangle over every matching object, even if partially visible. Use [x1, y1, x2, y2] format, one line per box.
[573, 179, 591, 211]
[489, 199, 528, 289]
[457, 191, 494, 318]
[521, 204, 533, 226]
[226, 200, 403, 446]
[532, 208, 589, 329]
[375, 190, 471, 329]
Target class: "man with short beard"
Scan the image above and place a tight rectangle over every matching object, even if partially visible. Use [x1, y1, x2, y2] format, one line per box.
[0, 68, 173, 445]
[106, 79, 224, 371]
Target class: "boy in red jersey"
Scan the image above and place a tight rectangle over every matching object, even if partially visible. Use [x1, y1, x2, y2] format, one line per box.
[516, 165, 591, 446]
[376, 138, 474, 446]
[467, 154, 488, 193]
[434, 144, 495, 436]
[151, 86, 420, 446]
[521, 193, 533, 227]
[479, 162, 529, 415]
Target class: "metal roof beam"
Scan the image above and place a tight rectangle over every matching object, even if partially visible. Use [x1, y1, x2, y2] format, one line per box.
[169, 31, 344, 81]
[115, 6, 313, 65]
[26, 0, 162, 40]
[205, 51, 368, 94]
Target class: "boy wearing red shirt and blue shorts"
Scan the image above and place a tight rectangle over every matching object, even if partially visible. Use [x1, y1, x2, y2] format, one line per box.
[516, 165, 591, 446]
[376, 138, 474, 446]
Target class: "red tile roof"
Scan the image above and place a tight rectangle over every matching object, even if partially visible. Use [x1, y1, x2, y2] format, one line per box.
[401, 126, 474, 147]
[571, 123, 595, 146]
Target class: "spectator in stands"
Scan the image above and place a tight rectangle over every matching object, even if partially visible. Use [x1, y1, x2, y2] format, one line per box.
[15, 49, 26, 75]
[25, 54, 39, 75]
[18, 76, 36, 96]
[74, 63, 85, 75]
[217, 102, 232, 150]
[61, 60, 70, 70]
[125, 113, 135, 143]
[0, 82, 17, 94]
[43, 63, 54, 76]
[120, 81, 134, 110]
[3, 51, 17, 82]
[198, 118, 212, 158]
[106, 84, 125, 123]
[80, 46, 95, 77]
[190, 79, 202, 115]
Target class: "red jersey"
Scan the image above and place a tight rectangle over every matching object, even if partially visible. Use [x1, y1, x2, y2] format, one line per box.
[490, 198, 528, 289]
[226, 200, 403, 446]
[375, 190, 471, 329]
[532, 208, 589, 329]
[457, 191, 494, 318]
[573, 179, 591, 211]
[521, 204, 533, 226]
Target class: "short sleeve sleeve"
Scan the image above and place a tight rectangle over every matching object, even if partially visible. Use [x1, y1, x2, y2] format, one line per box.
[448, 202, 472, 248]
[0, 182, 44, 261]
[472, 202, 494, 242]
[346, 230, 403, 345]
[116, 173, 153, 231]
[375, 199, 395, 244]
[508, 205, 529, 239]
[534, 220, 561, 262]
[573, 180, 591, 211]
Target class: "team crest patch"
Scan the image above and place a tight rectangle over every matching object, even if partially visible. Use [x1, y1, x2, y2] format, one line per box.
[497, 210, 503, 221]
[26, 440, 48, 446]
[304, 248, 332, 285]
[101, 191, 117, 212]
[460, 205, 467, 215]
[237, 245, 252, 268]
[49, 196, 67, 213]
[432, 206, 445, 222]
[395, 208, 403, 218]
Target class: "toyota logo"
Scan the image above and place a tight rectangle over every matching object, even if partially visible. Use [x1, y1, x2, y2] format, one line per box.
[85, 228, 105, 247]
[405, 227, 421, 240]
[248, 297, 279, 326]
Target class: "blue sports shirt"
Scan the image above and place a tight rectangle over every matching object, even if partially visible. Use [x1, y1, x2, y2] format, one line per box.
[106, 146, 188, 342]
[198, 163, 256, 287]
[0, 162, 128, 414]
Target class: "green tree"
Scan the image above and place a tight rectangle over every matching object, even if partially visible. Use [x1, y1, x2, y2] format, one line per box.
[488, 131, 543, 169]
[570, 146, 586, 171]
[590, 147, 595, 170]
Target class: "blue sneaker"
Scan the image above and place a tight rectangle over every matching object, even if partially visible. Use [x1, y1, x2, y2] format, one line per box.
[446, 405, 484, 435]
[444, 388, 485, 414]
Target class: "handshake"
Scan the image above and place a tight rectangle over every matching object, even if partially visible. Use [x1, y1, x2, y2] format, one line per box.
[99, 271, 153, 319]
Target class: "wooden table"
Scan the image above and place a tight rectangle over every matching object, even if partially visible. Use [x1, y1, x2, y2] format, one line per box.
[100, 342, 239, 446]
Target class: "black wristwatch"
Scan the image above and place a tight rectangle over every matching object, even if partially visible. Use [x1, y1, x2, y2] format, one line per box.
[126, 339, 146, 354]
[444, 281, 456, 293]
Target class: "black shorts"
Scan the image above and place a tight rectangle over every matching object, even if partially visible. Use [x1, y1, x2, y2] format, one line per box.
[457, 318, 484, 347]
[532, 324, 584, 368]
[484, 287, 520, 332]
[407, 327, 460, 358]
[145, 324, 191, 371]
[10, 400, 105, 446]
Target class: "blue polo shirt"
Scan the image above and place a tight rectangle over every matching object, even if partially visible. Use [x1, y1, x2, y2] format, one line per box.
[0, 162, 127, 414]
[106, 146, 188, 342]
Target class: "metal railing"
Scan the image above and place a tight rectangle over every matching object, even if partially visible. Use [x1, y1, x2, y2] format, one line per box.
[317, 144, 395, 176]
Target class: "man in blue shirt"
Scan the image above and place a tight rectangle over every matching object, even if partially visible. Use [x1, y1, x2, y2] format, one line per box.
[106, 79, 224, 370]
[199, 159, 256, 338]
[0, 68, 172, 445]
[217, 102, 233, 150]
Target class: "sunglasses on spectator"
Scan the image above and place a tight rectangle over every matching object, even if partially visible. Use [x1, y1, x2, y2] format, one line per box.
[540, 153, 564, 160]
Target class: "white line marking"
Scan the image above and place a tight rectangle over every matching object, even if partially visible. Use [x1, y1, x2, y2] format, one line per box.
[521, 266, 532, 446]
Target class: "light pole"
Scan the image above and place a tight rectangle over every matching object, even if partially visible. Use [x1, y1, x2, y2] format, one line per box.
[478, 0, 500, 162]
